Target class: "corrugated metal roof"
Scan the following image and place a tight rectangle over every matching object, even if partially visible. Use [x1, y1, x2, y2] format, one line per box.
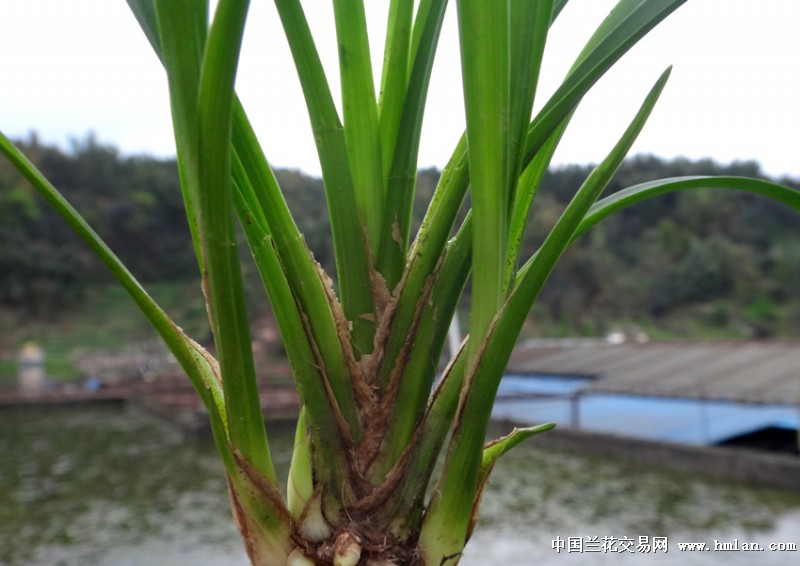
[507, 340, 800, 405]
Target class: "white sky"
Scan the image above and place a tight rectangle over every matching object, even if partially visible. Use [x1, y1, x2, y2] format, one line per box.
[0, 0, 798, 179]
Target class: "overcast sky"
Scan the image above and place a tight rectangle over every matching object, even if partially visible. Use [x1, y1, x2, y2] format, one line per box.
[1, 0, 798, 179]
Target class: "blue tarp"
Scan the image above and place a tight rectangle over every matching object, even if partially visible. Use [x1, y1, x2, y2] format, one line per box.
[494, 375, 800, 445]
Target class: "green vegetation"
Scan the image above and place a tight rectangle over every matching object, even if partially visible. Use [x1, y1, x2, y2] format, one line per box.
[2, 1, 799, 565]
[0, 281, 209, 382]
[3, 142, 798, 344]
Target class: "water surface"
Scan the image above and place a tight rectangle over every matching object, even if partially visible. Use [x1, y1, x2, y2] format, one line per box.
[1, 406, 798, 565]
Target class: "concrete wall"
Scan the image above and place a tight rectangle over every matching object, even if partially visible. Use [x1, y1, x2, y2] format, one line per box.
[501, 421, 800, 491]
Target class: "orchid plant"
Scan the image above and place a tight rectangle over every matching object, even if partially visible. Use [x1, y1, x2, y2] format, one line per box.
[2, 0, 798, 564]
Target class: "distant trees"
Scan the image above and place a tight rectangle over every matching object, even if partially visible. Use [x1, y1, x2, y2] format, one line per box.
[523, 156, 800, 337]
[0, 135, 93, 315]
[2, 135, 799, 337]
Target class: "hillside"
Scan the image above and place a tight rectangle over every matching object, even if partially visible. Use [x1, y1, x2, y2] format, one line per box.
[1, 134, 799, 378]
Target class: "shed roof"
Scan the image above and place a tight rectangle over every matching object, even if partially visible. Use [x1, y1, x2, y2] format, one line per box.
[507, 340, 800, 405]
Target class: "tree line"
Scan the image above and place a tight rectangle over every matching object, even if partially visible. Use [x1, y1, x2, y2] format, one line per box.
[2, 133, 799, 338]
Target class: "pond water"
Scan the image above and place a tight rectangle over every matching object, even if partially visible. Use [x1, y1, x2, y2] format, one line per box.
[2, 405, 799, 565]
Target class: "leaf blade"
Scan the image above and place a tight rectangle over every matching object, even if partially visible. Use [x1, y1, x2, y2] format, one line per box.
[420, 66, 672, 562]
[333, 0, 385, 262]
[458, 0, 511, 357]
[522, 0, 686, 165]
[275, 0, 377, 354]
[574, 176, 800, 242]
[376, 0, 449, 289]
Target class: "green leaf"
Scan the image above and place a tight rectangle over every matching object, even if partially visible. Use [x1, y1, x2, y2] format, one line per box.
[146, 0, 297, 539]
[126, 0, 162, 58]
[232, 166, 358, 507]
[397, 0, 684, 328]
[368, 214, 472, 485]
[522, 0, 686, 166]
[507, 0, 552, 189]
[467, 423, 555, 539]
[128, 1, 365, 445]
[378, 0, 414, 183]
[481, 423, 556, 474]
[275, 0, 377, 355]
[382, 0, 567, 378]
[420, 66, 672, 563]
[185, 0, 278, 484]
[132, 0, 365, 487]
[287, 408, 313, 519]
[333, 0, 385, 262]
[0, 131, 231, 468]
[506, 116, 569, 288]
[574, 176, 800, 241]
[152, 0, 207, 268]
[375, 0, 449, 290]
[458, 0, 511, 357]
[231, 104, 362, 443]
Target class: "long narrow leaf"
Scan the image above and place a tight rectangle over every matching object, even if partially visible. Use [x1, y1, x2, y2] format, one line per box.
[231, 103, 363, 440]
[420, 67, 672, 562]
[275, 0, 377, 355]
[507, 0, 552, 195]
[368, 214, 472, 485]
[232, 163, 358, 506]
[574, 176, 800, 241]
[0, 131, 232, 469]
[126, 0, 162, 58]
[152, 0, 207, 268]
[373, 134, 468, 397]
[459, 0, 511, 358]
[378, 0, 414, 182]
[186, 0, 278, 483]
[506, 115, 571, 288]
[503, 0, 554, 292]
[522, 0, 686, 167]
[333, 0, 385, 262]
[388, 0, 567, 350]
[375, 0, 449, 289]
[387, 0, 602, 371]
[126, 2, 365, 441]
